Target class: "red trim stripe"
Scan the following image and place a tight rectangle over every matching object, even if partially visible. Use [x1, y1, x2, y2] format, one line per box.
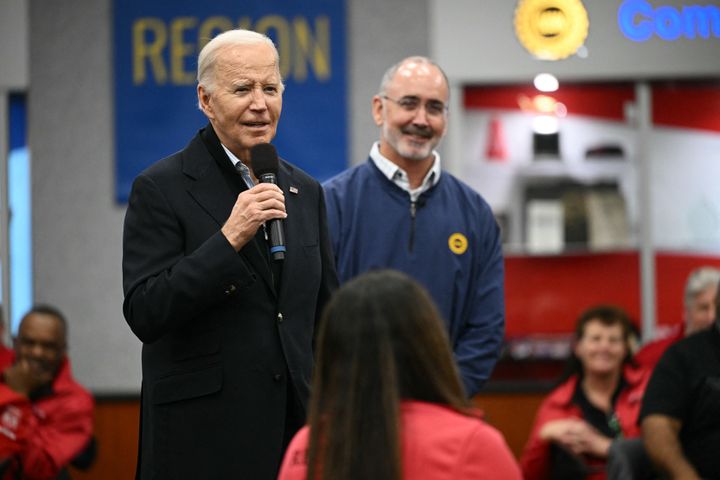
[464, 82, 720, 133]
[653, 82, 720, 134]
[464, 84, 635, 121]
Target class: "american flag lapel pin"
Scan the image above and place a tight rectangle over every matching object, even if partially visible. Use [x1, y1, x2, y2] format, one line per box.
[289, 186, 299, 194]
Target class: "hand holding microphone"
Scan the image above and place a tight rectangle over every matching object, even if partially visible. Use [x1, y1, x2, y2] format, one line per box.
[251, 143, 287, 261]
[221, 144, 286, 253]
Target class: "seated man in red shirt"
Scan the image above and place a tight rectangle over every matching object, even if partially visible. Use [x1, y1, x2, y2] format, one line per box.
[0, 305, 94, 479]
[0, 312, 13, 367]
[635, 266, 720, 368]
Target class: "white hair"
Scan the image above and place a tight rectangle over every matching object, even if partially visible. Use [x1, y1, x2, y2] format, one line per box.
[197, 29, 284, 107]
[684, 266, 720, 308]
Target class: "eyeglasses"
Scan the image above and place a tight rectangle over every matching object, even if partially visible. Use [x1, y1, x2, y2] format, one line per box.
[381, 95, 448, 116]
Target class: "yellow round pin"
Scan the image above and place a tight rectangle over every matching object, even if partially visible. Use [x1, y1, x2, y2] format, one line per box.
[514, 0, 589, 60]
[448, 233, 468, 255]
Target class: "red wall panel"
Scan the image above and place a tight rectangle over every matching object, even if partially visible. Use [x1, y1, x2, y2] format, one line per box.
[505, 252, 641, 336]
[505, 252, 720, 337]
[653, 82, 720, 134]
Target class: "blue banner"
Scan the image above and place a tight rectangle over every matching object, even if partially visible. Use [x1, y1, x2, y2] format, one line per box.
[114, 0, 346, 203]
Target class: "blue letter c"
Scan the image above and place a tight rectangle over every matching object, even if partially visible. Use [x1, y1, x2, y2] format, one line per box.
[619, 0, 654, 42]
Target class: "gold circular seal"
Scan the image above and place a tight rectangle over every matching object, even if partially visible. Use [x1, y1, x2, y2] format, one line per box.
[514, 0, 589, 60]
[448, 233, 468, 255]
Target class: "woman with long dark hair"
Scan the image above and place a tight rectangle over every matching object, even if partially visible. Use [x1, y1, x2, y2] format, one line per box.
[520, 305, 651, 479]
[278, 270, 520, 480]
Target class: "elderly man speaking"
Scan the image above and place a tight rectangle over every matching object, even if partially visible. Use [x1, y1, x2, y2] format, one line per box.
[122, 29, 337, 479]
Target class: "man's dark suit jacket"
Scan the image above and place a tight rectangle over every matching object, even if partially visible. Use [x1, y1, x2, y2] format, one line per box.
[122, 125, 338, 479]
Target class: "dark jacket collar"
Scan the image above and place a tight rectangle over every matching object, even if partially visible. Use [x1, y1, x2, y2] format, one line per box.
[187, 124, 283, 297]
[550, 363, 648, 407]
[199, 124, 241, 179]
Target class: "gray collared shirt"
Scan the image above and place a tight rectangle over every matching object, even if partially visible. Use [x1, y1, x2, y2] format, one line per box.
[369, 142, 441, 202]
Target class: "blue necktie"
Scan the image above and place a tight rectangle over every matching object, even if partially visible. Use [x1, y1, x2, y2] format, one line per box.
[234, 161, 271, 245]
[234, 162, 255, 189]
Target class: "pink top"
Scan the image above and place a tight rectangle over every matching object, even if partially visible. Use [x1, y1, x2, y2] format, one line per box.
[278, 400, 521, 480]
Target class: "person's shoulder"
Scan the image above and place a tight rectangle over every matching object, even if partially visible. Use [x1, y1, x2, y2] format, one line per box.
[278, 425, 310, 480]
[437, 171, 493, 210]
[322, 161, 372, 190]
[402, 400, 470, 419]
[634, 333, 680, 368]
[288, 424, 310, 447]
[670, 327, 715, 353]
[651, 329, 714, 375]
[622, 363, 653, 397]
[540, 375, 578, 410]
[53, 360, 94, 401]
[137, 150, 182, 178]
[402, 401, 486, 439]
[676, 326, 720, 358]
[279, 158, 321, 189]
[439, 170, 479, 193]
[0, 345, 14, 370]
[280, 425, 311, 474]
[401, 401, 520, 478]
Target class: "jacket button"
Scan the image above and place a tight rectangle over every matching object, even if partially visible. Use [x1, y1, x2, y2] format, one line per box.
[224, 284, 237, 295]
[277, 313, 283, 323]
[273, 373, 282, 381]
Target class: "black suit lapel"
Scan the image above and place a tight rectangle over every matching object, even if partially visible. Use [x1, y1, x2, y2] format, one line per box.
[183, 125, 277, 296]
[275, 160, 297, 302]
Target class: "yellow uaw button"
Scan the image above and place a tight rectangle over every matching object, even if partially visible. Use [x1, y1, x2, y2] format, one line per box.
[448, 233, 468, 255]
[514, 0, 589, 60]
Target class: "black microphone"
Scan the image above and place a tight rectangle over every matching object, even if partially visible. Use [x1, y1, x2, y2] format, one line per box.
[251, 143, 286, 261]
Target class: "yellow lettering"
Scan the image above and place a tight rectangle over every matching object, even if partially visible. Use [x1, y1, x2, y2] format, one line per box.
[170, 17, 198, 85]
[133, 18, 168, 85]
[236, 17, 252, 31]
[293, 16, 331, 82]
[255, 15, 291, 78]
[131, 14, 334, 87]
[198, 16, 234, 51]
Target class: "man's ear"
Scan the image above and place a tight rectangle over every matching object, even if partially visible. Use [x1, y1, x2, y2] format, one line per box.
[371, 95, 384, 127]
[198, 85, 213, 119]
[572, 340, 581, 359]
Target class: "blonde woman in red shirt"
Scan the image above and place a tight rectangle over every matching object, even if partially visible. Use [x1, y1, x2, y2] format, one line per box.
[278, 270, 520, 480]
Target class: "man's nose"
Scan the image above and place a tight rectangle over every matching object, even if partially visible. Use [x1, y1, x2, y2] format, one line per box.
[29, 344, 46, 357]
[249, 87, 267, 110]
[411, 104, 430, 125]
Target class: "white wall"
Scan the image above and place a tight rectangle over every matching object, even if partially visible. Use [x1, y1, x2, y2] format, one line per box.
[461, 110, 637, 213]
[650, 127, 720, 250]
[29, 0, 139, 393]
[0, 0, 27, 90]
[0, 0, 28, 343]
[348, 0, 429, 164]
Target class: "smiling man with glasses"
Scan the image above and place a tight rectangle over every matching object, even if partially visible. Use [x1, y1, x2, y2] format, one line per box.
[380, 94, 449, 117]
[323, 56, 505, 397]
